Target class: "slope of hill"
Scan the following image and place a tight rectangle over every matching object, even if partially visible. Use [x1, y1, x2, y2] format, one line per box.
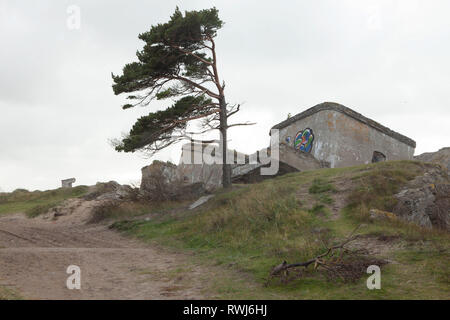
[111, 160, 449, 299]
[1, 161, 448, 299]
[415, 147, 450, 171]
[0, 186, 89, 216]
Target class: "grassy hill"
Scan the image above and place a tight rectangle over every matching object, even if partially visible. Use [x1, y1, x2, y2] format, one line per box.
[111, 160, 449, 299]
[1, 161, 448, 299]
[0, 186, 89, 217]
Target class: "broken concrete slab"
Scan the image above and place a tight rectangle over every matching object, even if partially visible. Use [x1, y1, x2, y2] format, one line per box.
[189, 195, 214, 210]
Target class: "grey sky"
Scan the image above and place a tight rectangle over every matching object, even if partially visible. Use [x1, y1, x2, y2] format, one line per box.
[1, 0, 449, 192]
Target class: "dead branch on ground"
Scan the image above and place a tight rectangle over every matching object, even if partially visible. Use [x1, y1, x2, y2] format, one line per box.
[265, 225, 362, 286]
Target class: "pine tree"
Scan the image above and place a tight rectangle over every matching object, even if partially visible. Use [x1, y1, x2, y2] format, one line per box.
[112, 7, 252, 188]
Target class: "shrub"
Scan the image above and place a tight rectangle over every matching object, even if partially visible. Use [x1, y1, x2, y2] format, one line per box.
[346, 162, 423, 221]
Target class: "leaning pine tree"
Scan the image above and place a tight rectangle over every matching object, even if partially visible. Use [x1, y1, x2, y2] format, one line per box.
[112, 7, 252, 188]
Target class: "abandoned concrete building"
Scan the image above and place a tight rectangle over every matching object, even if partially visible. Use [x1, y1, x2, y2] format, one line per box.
[141, 102, 416, 191]
[61, 178, 76, 188]
[272, 102, 416, 168]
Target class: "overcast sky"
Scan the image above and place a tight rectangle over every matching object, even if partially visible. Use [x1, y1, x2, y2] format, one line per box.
[1, 0, 449, 192]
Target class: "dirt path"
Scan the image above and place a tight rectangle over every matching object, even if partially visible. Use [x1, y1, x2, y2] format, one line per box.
[0, 213, 210, 300]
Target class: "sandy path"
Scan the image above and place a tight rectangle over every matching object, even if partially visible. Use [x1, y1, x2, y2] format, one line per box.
[0, 213, 209, 300]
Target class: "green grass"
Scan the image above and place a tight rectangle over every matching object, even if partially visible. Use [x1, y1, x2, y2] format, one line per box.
[307, 177, 336, 213]
[0, 186, 89, 216]
[309, 178, 336, 194]
[0, 286, 22, 300]
[2, 161, 446, 299]
[111, 160, 450, 299]
[345, 161, 425, 222]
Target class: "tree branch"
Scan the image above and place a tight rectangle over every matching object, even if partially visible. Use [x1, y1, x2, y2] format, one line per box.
[227, 122, 256, 128]
[267, 225, 362, 283]
[226, 104, 240, 118]
[173, 76, 220, 99]
[168, 43, 213, 66]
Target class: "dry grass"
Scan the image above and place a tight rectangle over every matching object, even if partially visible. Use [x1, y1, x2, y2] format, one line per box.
[112, 160, 450, 299]
[0, 186, 89, 216]
[0, 286, 21, 300]
[345, 161, 425, 222]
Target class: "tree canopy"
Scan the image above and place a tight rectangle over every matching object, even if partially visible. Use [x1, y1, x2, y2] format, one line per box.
[112, 7, 250, 187]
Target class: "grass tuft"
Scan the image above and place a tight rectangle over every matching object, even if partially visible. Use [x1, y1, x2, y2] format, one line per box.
[308, 178, 336, 194]
[0, 186, 90, 217]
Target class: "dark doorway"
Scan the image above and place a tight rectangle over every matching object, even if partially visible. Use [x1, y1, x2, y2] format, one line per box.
[372, 151, 386, 163]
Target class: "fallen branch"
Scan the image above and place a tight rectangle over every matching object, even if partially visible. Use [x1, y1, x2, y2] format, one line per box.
[266, 225, 362, 285]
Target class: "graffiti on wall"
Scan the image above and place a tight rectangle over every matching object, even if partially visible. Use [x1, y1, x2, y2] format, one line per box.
[294, 128, 314, 152]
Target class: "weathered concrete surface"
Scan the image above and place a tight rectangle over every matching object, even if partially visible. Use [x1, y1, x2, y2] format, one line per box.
[177, 143, 222, 191]
[276, 143, 327, 171]
[414, 147, 450, 171]
[188, 195, 214, 210]
[178, 161, 223, 192]
[271, 102, 415, 168]
[61, 178, 76, 188]
[160, 103, 418, 189]
[392, 165, 450, 231]
[176, 142, 328, 189]
[177, 143, 251, 191]
[232, 161, 299, 184]
[141, 161, 178, 191]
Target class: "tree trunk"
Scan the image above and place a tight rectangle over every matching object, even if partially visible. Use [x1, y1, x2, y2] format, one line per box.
[219, 97, 232, 188]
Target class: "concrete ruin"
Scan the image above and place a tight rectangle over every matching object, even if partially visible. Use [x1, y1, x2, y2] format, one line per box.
[141, 102, 417, 191]
[176, 142, 259, 190]
[271, 102, 416, 168]
[61, 178, 76, 188]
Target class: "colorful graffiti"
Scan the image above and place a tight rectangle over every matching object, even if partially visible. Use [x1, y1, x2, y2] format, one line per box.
[285, 136, 292, 144]
[294, 128, 314, 152]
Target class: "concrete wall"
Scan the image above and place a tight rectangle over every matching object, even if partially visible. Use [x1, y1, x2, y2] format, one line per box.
[273, 109, 415, 168]
[276, 143, 326, 171]
[61, 178, 76, 188]
[177, 144, 222, 191]
[175, 103, 416, 187]
[177, 143, 283, 190]
[177, 143, 252, 191]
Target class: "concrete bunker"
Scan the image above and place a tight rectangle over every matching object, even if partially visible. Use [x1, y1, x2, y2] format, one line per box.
[61, 178, 76, 188]
[271, 102, 416, 168]
[143, 102, 417, 191]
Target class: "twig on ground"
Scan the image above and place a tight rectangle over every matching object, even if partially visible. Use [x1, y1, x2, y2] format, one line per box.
[265, 224, 362, 286]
